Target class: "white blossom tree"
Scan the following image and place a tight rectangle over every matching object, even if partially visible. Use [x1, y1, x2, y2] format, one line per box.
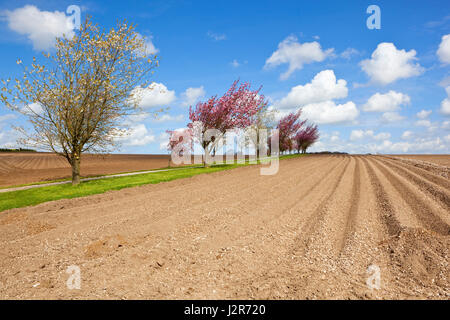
[1, 17, 160, 184]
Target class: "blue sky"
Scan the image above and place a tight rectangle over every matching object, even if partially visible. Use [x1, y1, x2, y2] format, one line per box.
[0, 0, 449, 154]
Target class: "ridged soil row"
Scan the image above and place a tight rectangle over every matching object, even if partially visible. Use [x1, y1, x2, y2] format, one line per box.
[0, 156, 329, 246]
[374, 156, 450, 210]
[369, 157, 450, 235]
[166, 156, 352, 299]
[74, 156, 348, 299]
[361, 158, 403, 236]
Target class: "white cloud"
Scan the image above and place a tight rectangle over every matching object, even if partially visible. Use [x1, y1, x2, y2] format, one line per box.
[437, 34, 450, 64]
[401, 131, 413, 140]
[0, 128, 22, 148]
[374, 132, 391, 140]
[0, 113, 17, 123]
[207, 31, 226, 41]
[350, 129, 390, 141]
[340, 48, 359, 60]
[151, 114, 184, 123]
[181, 86, 205, 107]
[271, 70, 357, 124]
[440, 86, 450, 115]
[230, 59, 240, 67]
[363, 90, 410, 112]
[365, 137, 446, 154]
[276, 70, 348, 109]
[119, 124, 155, 146]
[416, 109, 432, 119]
[301, 101, 359, 124]
[415, 119, 432, 127]
[264, 35, 334, 80]
[21, 102, 44, 115]
[381, 112, 405, 122]
[136, 33, 158, 55]
[350, 129, 367, 141]
[3, 5, 75, 50]
[130, 83, 176, 109]
[360, 42, 424, 85]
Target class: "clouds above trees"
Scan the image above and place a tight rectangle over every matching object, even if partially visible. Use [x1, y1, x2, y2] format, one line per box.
[272, 70, 358, 124]
[264, 35, 334, 80]
[3, 5, 76, 50]
[360, 43, 424, 85]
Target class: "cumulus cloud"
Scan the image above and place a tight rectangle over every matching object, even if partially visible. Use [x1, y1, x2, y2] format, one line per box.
[350, 129, 390, 141]
[20, 102, 44, 115]
[401, 131, 413, 140]
[151, 114, 184, 123]
[135, 33, 158, 55]
[264, 35, 334, 80]
[119, 124, 155, 146]
[0, 113, 17, 123]
[437, 34, 450, 64]
[442, 120, 450, 130]
[276, 70, 348, 109]
[340, 48, 359, 60]
[360, 43, 424, 85]
[363, 90, 410, 112]
[181, 86, 205, 107]
[271, 70, 357, 124]
[444, 134, 450, 143]
[415, 119, 432, 127]
[440, 86, 450, 115]
[381, 112, 405, 122]
[3, 5, 76, 50]
[416, 109, 432, 119]
[230, 59, 240, 67]
[366, 137, 446, 154]
[130, 83, 176, 109]
[301, 101, 359, 124]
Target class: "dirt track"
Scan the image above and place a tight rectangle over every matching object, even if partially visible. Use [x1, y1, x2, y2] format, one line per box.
[0, 153, 172, 187]
[0, 155, 448, 299]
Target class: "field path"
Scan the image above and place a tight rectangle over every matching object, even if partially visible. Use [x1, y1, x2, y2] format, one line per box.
[0, 155, 448, 299]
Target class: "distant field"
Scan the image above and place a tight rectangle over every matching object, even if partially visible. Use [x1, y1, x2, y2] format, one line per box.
[390, 154, 450, 167]
[0, 152, 173, 187]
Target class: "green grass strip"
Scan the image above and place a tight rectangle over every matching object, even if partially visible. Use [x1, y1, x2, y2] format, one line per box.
[0, 154, 305, 212]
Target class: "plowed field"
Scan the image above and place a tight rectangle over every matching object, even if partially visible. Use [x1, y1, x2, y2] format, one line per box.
[0, 155, 448, 299]
[0, 153, 171, 187]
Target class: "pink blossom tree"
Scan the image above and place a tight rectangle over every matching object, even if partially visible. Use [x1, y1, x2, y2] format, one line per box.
[188, 80, 267, 166]
[276, 110, 305, 154]
[294, 123, 319, 154]
[166, 128, 193, 167]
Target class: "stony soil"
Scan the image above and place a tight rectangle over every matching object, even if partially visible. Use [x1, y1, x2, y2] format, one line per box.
[0, 155, 448, 299]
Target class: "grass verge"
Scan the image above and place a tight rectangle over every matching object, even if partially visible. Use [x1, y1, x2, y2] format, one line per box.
[0, 154, 305, 212]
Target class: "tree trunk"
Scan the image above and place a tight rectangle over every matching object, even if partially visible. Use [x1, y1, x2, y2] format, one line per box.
[71, 156, 81, 185]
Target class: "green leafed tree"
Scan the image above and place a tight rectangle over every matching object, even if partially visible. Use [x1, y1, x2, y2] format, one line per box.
[1, 17, 160, 185]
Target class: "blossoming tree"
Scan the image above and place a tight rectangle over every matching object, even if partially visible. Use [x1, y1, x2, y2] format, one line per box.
[0, 18, 159, 185]
[188, 80, 266, 166]
[294, 124, 319, 154]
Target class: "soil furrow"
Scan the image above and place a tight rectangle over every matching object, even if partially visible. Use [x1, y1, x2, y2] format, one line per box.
[369, 157, 450, 235]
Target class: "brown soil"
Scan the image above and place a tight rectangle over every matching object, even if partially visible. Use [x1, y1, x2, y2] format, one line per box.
[0, 155, 448, 299]
[0, 153, 173, 187]
[389, 154, 450, 167]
